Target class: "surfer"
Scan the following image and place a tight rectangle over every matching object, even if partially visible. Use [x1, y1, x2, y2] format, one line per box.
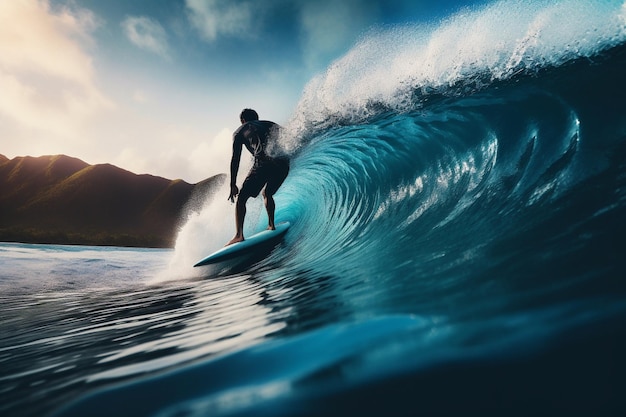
[226, 108, 290, 246]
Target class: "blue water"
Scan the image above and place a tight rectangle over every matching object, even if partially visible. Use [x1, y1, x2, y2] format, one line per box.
[2, 1, 626, 415]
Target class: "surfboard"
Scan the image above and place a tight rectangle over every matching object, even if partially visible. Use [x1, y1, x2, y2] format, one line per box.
[193, 222, 290, 267]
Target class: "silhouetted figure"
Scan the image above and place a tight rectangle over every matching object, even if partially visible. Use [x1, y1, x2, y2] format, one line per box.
[226, 108, 289, 246]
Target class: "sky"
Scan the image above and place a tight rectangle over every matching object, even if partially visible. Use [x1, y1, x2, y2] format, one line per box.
[0, 0, 484, 183]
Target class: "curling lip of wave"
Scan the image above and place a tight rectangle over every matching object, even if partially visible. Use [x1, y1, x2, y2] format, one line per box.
[282, 0, 626, 144]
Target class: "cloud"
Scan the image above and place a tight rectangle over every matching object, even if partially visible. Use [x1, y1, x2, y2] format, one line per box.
[189, 127, 233, 177]
[185, 0, 255, 41]
[0, 0, 111, 142]
[112, 127, 235, 183]
[0, 0, 98, 84]
[184, 0, 378, 71]
[121, 16, 170, 59]
[298, 0, 379, 69]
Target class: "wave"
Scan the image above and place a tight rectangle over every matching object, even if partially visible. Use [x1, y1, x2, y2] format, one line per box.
[283, 0, 626, 140]
[170, 0, 626, 315]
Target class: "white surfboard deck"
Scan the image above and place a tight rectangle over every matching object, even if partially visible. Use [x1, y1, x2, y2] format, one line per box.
[193, 222, 290, 267]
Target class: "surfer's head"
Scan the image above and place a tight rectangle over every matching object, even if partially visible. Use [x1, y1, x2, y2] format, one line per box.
[240, 108, 259, 124]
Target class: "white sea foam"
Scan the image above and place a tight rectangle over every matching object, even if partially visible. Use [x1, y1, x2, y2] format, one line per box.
[160, 156, 262, 281]
[284, 0, 626, 143]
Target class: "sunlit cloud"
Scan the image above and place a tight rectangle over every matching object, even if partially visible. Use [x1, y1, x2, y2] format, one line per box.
[0, 0, 111, 142]
[132, 90, 149, 104]
[189, 127, 233, 177]
[121, 16, 170, 59]
[185, 0, 254, 41]
[112, 127, 234, 183]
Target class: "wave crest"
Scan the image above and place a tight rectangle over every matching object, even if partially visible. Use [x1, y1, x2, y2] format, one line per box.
[284, 0, 626, 145]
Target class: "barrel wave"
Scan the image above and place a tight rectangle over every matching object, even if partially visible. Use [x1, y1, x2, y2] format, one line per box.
[48, 1, 626, 416]
[266, 0, 626, 321]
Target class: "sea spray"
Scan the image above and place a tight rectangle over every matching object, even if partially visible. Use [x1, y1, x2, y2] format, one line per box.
[160, 155, 263, 279]
[282, 0, 626, 145]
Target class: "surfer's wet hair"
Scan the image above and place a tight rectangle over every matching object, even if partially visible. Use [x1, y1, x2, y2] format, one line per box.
[240, 108, 259, 123]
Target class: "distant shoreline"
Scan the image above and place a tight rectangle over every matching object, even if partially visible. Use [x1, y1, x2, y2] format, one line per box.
[0, 228, 171, 248]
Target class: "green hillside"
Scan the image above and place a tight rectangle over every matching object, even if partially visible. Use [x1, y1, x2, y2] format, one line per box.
[0, 155, 224, 247]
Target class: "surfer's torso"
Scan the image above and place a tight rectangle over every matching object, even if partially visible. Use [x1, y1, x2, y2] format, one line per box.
[233, 120, 280, 161]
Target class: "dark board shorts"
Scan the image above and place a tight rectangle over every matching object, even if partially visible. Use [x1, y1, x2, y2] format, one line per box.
[241, 157, 290, 198]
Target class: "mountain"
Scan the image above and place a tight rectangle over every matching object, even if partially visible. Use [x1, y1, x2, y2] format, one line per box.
[0, 154, 225, 247]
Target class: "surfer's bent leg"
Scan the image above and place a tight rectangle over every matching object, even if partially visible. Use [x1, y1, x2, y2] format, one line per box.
[263, 189, 276, 230]
[263, 159, 289, 231]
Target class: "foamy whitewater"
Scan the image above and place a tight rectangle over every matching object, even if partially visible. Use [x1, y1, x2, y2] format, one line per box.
[2, 1, 626, 416]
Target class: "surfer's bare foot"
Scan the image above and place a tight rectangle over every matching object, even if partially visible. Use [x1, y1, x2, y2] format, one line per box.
[267, 225, 276, 231]
[225, 236, 244, 246]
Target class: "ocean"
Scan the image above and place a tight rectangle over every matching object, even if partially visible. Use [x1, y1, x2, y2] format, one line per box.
[2, 0, 626, 415]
